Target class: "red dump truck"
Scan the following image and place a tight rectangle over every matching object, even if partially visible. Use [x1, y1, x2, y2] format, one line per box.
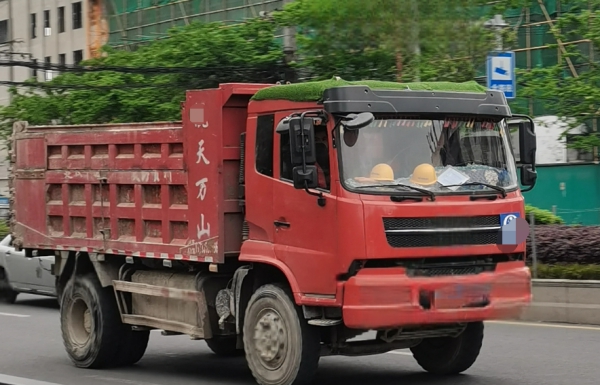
[8, 79, 537, 385]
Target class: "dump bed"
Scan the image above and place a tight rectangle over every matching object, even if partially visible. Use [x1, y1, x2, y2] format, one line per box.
[10, 83, 270, 264]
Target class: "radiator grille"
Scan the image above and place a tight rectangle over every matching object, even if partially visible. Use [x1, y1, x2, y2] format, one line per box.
[383, 216, 501, 248]
[383, 216, 499, 230]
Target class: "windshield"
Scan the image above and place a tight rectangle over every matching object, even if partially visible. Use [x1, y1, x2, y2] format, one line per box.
[338, 116, 518, 195]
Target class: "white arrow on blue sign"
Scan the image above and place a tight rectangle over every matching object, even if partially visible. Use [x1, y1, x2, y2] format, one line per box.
[486, 51, 516, 100]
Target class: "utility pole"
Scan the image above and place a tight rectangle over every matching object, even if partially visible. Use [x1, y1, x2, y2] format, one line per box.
[409, 0, 421, 82]
[281, 0, 297, 82]
[7, 0, 13, 102]
[484, 14, 508, 52]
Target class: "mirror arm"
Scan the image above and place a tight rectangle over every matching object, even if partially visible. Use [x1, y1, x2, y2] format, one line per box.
[521, 184, 535, 193]
[303, 181, 326, 207]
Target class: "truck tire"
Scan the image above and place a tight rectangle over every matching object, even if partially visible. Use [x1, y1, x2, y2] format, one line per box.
[243, 283, 321, 385]
[0, 268, 17, 304]
[60, 273, 127, 369]
[206, 336, 244, 357]
[117, 329, 150, 366]
[410, 321, 484, 375]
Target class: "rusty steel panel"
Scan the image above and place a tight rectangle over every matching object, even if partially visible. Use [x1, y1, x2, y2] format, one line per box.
[15, 137, 46, 169]
[178, 84, 270, 262]
[11, 84, 271, 263]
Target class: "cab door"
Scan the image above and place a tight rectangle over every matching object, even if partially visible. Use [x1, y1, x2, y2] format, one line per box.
[272, 114, 338, 296]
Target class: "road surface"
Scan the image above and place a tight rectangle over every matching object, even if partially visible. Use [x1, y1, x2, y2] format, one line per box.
[0, 294, 598, 385]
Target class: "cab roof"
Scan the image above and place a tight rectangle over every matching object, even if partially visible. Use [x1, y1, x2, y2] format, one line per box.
[251, 77, 488, 103]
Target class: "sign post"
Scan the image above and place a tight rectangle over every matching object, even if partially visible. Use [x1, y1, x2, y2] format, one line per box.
[486, 51, 516, 100]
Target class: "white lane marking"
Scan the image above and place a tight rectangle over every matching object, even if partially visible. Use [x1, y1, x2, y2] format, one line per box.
[0, 373, 64, 385]
[0, 312, 30, 318]
[387, 350, 413, 356]
[487, 320, 600, 331]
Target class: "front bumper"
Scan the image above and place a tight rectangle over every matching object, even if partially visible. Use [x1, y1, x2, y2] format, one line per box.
[342, 261, 531, 329]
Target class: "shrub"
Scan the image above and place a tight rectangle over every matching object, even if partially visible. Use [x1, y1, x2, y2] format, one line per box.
[526, 225, 600, 265]
[0, 220, 9, 239]
[525, 205, 564, 225]
[533, 264, 600, 280]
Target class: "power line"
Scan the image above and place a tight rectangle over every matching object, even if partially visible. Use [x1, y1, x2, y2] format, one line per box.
[0, 59, 288, 75]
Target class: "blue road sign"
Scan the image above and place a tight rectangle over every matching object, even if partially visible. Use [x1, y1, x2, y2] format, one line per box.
[486, 51, 516, 100]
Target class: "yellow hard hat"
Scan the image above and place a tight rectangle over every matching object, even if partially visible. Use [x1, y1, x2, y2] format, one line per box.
[410, 163, 437, 186]
[369, 163, 394, 181]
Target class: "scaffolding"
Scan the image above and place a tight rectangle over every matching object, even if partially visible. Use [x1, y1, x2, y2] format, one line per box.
[105, 0, 285, 49]
[103, 0, 594, 115]
[476, 0, 594, 116]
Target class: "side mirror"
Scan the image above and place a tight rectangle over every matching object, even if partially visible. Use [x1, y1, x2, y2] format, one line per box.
[514, 117, 536, 165]
[520, 164, 537, 190]
[292, 165, 318, 190]
[288, 116, 316, 166]
[342, 112, 375, 130]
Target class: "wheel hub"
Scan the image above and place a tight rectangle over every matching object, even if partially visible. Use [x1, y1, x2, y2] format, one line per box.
[253, 309, 287, 370]
[68, 298, 92, 345]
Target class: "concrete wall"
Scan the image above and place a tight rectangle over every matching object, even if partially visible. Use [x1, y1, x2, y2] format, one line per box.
[516, 279, 600, 325]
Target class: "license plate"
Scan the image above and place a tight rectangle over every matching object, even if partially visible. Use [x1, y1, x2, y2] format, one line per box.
[433, 283, 491, 309]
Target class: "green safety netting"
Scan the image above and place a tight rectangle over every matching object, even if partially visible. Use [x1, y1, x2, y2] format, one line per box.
[111, 0, 179, 14]
[110, 0, 274, 15]
[107, 0, 284, 46]
[107, 0, 590, 113]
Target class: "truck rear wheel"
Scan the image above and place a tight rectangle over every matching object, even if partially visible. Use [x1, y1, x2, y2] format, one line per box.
[410, 321, 484, 375]
[243, 283, 321, 385]
[206, 335, 244, 357]
[60, 273, 127, 369]
[117, 329, 150, 366]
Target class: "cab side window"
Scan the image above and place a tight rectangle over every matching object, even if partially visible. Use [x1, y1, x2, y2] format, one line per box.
[279, 124, 330, 191]
[280, 130, 293, 181]
[255, 114, 275, 177]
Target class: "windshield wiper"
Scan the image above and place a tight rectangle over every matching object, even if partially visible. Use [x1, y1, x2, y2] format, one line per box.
[443, 182, 507, 198]
[354, 183, 436, 201]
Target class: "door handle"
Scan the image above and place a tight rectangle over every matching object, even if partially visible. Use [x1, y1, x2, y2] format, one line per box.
[274, 220, 291, 228]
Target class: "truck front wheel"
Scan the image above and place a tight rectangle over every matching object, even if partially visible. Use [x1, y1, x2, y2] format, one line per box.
[243, 283, 321, 385]
[410, 321, 484, 375]
[60, 273, 127, 369]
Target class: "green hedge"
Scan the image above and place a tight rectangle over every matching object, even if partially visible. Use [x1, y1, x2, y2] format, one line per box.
[531, 264, 600, 280]
[0, 220, 9, 239]
[525, 205, 564, 225]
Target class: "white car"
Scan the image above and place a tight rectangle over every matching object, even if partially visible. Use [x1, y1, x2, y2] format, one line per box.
[0, 234, 56, 303]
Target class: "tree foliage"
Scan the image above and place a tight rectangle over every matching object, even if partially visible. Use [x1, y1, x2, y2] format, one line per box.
[0, 1, 517, 134]
[276, 0, 508, 82]
[0, 19, 286, 136]
[517, 0, 600, 151]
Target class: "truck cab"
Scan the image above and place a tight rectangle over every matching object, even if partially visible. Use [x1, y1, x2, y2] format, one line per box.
[241, 81, 536, 327]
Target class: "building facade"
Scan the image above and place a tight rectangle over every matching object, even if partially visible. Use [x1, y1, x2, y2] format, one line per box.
[0, 0, 95, 197]
[0, 0, 95, 105]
